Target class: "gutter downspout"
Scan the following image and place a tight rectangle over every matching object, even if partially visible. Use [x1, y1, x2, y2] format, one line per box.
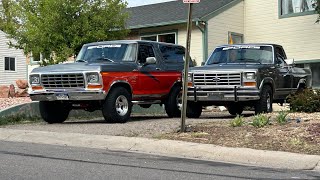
[196, 20, 208, 65]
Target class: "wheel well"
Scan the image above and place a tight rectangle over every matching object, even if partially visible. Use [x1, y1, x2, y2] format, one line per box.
[297, 82, 306, 90]
[261, 83, 273, 94]
[169, 82, 182, 93]
[109, 82, 132, 95]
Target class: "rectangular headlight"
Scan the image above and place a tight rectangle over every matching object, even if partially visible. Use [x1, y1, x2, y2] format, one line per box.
[86, 72, 100, 84]
[30, 74, 40, 84]
[245, 72, 256, 80]
[188, 73, 193, 82]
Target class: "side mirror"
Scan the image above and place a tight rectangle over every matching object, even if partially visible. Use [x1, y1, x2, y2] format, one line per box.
[201, 62, 205, 66]
[285, 58, 295, 66]
[146, 57, 156, 64]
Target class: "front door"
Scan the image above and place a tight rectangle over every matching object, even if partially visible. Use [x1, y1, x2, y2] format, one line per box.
[136, 44, 166, 99]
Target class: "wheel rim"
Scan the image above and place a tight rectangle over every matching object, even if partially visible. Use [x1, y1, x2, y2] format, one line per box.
[266, 92, 271, 111]
[176, 93, 182, 111]
[115, 95, 129, 116]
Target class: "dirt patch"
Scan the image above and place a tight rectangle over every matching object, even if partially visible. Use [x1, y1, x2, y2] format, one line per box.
[159, 112, 320, 155]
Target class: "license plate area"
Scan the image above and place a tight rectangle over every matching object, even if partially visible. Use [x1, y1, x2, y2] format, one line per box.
[56, 94, 69, 100]
[208, 93, 223, 100]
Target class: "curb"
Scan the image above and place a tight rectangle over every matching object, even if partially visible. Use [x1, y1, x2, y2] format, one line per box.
[0, 128, 319, 171]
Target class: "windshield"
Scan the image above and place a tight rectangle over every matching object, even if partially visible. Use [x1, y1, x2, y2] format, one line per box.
[76, 43, 137, 62]
[206, 45, 273, 65]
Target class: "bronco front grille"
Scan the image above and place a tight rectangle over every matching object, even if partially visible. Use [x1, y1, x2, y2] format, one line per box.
[41, 73, 85, 88]
[193, 72, 242, 87]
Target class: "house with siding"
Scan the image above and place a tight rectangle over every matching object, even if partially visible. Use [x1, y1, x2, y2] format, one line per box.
[126, 0, 320, 87]
[0, 30, 27, 86]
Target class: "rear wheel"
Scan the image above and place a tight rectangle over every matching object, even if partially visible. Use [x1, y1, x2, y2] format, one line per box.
[102, 87, 132, 123]
[227, 104, 244, 116]
[165, 85, 182, 118]
[39, 101, 70, 124]
[255, 85, 273, 114]
[186, 101, 202, 118]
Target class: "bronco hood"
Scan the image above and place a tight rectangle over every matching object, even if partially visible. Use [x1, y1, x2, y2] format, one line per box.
[30, 62, 137, 74]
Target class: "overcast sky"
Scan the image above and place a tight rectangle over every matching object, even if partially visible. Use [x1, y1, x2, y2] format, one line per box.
[126, 0, 175, 7]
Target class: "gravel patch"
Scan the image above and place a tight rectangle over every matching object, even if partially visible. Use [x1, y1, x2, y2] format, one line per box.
[3, 111, 240, 138]
[0, 97, 32, 110]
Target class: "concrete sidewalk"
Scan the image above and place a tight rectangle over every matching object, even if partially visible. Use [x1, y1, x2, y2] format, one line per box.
[0, 128, 319, 171]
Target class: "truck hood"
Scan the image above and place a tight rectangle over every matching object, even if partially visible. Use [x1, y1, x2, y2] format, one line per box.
[30, 62, 137, 74]
[189, 64, 266, 73]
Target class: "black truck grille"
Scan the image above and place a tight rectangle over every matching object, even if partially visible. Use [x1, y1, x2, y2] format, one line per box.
[41, 73, 85, 88]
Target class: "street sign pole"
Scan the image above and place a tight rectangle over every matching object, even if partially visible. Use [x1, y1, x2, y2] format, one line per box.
[181, 3, 193, 133]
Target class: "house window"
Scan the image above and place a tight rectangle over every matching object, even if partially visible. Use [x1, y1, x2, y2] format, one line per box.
[4, 57, 15, 71]
[228, 32, 243, 44]
[281, 0, 316, 16]
[141, 32, 176, 44]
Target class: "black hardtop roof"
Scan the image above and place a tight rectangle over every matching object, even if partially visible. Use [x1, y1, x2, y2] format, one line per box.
[84, 40, 185, 47]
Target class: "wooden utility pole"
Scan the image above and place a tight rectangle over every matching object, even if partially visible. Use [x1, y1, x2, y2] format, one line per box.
[181, 0, 200, 132]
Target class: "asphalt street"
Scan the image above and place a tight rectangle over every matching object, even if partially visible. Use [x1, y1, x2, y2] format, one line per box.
[0, 141, 319, 180]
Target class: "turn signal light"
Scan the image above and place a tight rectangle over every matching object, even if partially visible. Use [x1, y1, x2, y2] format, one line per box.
[188, 82, 193, 87]
[244, 82, 257, 87]
[87, 84, 103, 89]
[31, 86, 43, 90]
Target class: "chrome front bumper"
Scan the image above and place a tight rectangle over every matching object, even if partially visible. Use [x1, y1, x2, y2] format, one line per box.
[30, 90, 107, 101]
[187, 87, 260, 102]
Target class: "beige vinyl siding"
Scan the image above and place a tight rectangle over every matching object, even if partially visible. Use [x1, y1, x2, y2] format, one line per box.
[244, 0, 320, 61]
[207, 1, 244, 54]
[0, 30, 27, 86]
[128, 24, 203, 66]
[177, 25, 203, 66]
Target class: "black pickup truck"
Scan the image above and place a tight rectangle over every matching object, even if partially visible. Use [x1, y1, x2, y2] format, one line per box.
[186, 44, 312, 117]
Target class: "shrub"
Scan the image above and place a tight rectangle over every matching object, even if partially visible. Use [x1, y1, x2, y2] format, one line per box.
[287, 88, 320, 113]
[251, 114, 270, 128]
[230, 115, 245, 127]
[276, 111, 289, 125]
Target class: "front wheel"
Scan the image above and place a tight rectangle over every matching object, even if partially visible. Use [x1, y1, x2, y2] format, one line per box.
[255, 85, 273, 114]
[186, 101, 202, 118]
[102, 87, 132, 123]
[165, 85, 182, 118]
[39, 101, 70, 124]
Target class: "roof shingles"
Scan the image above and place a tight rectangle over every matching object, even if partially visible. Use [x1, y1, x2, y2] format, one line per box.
[127, 0, 236, 29]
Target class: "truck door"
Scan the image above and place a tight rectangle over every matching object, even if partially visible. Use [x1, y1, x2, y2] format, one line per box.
[274, 47, 293, 98]
[136, 43, 166, 98]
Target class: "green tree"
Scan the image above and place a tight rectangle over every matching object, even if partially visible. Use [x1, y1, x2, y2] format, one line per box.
[0, 0, 129, 65]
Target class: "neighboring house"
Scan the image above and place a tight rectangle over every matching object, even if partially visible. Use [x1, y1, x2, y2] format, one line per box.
[126, 0, 320, 87]
[0, 30, 27, 86]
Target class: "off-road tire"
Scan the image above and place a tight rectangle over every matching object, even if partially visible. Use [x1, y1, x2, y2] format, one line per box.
[165, 85, 181, 118]
[186, 101, 202, 118]
[102, 87, 132, 123]
[227, 104, 244, 116]
[255, 85, 273, 114]
[39, 101, 70, 124]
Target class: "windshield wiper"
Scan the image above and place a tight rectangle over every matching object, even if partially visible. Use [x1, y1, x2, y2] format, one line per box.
[75, 59, 87, 63]
[94, 57, 114, 62]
